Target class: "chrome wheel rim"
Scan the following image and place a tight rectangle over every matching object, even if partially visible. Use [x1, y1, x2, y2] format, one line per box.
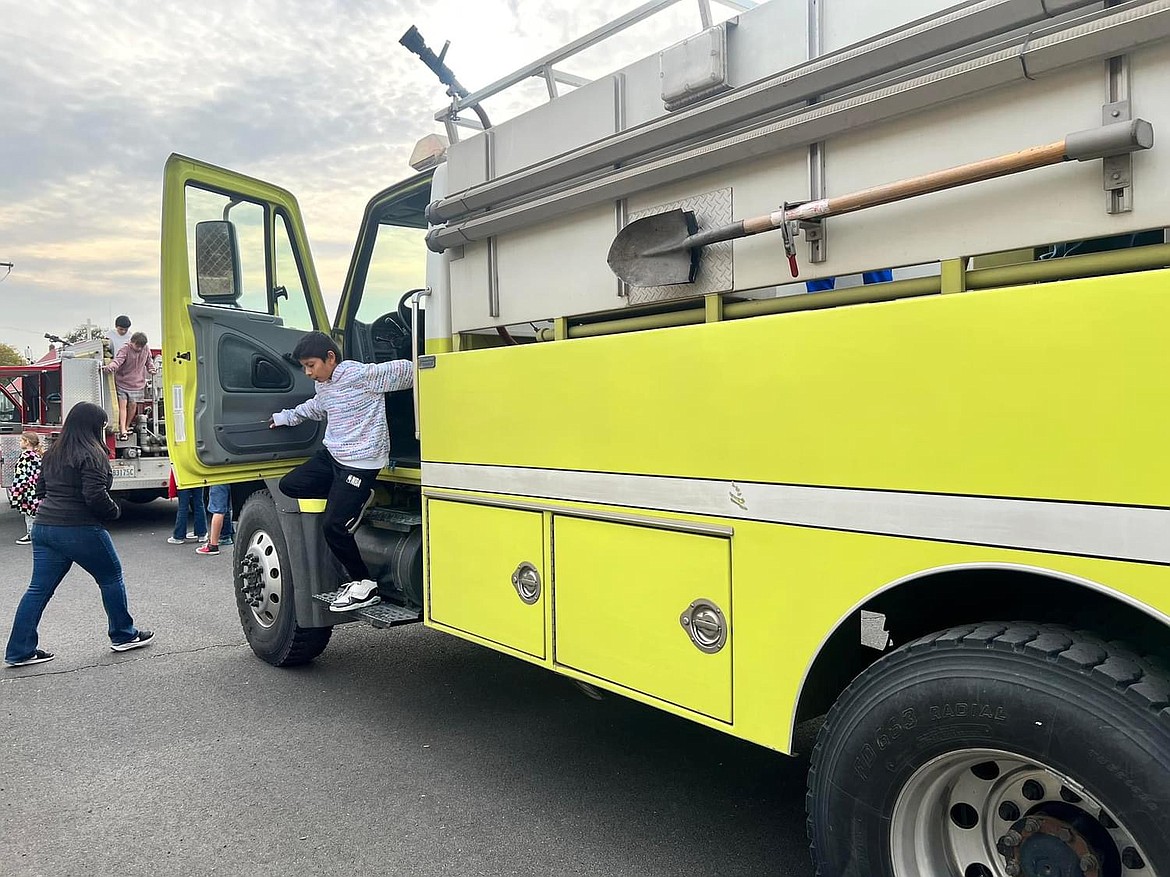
[238, 529, 283, 630]
[890, 748, 1155, 877]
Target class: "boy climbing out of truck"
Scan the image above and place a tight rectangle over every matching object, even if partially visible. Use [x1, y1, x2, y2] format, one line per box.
[269, 331, 413, 612]
[102, 330, 156, 440]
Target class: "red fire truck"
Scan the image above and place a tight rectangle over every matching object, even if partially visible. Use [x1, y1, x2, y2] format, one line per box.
[0, 338, 170, 502]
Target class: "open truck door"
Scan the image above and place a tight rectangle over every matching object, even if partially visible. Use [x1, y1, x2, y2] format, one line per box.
[161, 155, 333, 486]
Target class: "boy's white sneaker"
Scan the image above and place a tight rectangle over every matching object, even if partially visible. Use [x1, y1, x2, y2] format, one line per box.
[329, 579, 380, 612]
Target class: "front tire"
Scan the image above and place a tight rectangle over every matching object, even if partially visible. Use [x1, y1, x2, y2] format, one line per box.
[808, 623, 1170, 876]
[233, 490, 331, 666]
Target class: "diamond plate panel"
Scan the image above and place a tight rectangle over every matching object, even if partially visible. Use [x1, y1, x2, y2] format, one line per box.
[62, 356, 103, 408]
[625, 187, 733, 305]
[364, 508, 423, 531]
[314, 592, 422, 627]
[0, 435, 21, 489]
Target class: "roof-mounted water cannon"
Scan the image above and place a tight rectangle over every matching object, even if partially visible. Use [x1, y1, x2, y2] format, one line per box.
[399, 25, 491, 131]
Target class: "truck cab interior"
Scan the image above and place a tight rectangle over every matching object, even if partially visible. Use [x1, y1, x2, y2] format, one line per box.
[337, 173, 433, 469]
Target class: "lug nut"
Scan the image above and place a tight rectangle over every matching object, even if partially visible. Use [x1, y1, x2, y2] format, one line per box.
[1005, 860, 1021, 876]
[1000, 830, 1022, 848]
[1057, 827, 1074, 843]
[1080, 853, 1099, 873]
[1023, 817, 1041, 833]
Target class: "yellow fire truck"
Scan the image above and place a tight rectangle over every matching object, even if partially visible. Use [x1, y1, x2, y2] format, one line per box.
[163, 1, 1170, 873]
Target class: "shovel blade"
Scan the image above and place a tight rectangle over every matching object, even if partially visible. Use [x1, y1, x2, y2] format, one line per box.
[607, 209, 700, 287]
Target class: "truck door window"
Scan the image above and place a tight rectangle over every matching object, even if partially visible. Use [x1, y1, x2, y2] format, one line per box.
[273, 212, 316, 330]
[185, 186, 267, 312]
[185, 185, 315, 329]
[354, 223, 427, 326]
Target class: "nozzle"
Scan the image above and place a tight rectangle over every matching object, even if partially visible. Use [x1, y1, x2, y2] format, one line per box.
[399, 25, 464, 96]
[399, 25, 426, 56]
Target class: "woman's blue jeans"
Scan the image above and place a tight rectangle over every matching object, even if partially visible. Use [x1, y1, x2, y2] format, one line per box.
[173, 488, 207, 540]
[5, 524, 138, 663]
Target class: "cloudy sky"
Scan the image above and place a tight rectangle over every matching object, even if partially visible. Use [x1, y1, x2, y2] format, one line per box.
[0, 0, 729, 360]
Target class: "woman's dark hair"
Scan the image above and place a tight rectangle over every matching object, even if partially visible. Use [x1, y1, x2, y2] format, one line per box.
[291, 331, 341, 363]
[42, 401, 109, 476]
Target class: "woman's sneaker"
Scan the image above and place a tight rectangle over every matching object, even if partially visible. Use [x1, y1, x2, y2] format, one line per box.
[329, 580, 380, 612]
[5, 649, 54, 667]
[15, 534, 31, 545]
[166, 537, 185, 544]
[195, 544, 219, 555]
[111, 631, 155, 652]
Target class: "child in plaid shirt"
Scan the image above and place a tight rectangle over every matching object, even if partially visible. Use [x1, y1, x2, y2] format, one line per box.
[10, 432, 42, 545]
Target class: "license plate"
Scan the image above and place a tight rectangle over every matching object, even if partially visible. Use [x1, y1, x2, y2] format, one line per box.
[111, 466, 136, 479]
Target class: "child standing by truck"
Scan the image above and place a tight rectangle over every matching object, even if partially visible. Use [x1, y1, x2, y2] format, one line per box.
[269, 331, 413, 612]
[10, 432, 42, 545]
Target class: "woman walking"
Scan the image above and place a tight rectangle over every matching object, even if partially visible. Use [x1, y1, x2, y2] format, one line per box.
[4, 402, 153, 667]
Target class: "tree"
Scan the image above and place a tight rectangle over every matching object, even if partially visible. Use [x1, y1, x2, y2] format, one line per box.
[62, 322, 109, 344]
[0, 342, 27, 366]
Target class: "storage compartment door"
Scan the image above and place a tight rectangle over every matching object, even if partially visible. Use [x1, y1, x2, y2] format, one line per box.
[427, 499, 546, 659]
[554, 518, 731, 722]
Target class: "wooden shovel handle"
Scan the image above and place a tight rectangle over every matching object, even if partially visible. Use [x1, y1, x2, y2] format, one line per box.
[826, 140, 1067, 216]
[778, 140, 1068, 227]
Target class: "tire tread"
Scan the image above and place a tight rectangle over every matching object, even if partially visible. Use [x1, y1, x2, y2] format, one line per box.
[235, 490, 332, 667]
[807, 620, 1170, 875]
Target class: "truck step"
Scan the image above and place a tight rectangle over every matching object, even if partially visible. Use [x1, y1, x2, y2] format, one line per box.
[313, 592, 421, 628]
[363, 508, 423, 531]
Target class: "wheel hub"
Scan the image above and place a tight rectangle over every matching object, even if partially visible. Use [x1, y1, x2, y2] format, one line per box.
[999, 814, 1098, 877]
[235, 529, 283, 629]
[238, 553, 264, 608]
[889, 748, 1155, 877]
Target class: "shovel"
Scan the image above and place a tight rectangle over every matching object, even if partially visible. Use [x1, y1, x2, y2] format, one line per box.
[607, 119, 1154, 288]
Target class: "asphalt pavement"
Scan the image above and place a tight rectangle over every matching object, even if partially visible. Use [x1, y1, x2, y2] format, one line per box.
[0, 500, 817, 877]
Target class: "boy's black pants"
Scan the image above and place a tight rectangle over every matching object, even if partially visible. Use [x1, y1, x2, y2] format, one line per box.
[278, 449, 378, 582]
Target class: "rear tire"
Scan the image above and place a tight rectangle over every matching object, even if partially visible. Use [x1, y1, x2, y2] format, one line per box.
[233, 490, 331, 666]
[808, 622, 1170, 876]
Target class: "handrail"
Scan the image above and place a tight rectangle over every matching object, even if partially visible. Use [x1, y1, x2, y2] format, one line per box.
[411, 288, 431, 440]
[428, 0, 1102, 224]
[436, 0, 755, 123]
[427, 0, 1170, 253]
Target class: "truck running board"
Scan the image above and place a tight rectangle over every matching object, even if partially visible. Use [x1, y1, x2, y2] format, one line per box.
[312, 593, 422, 628]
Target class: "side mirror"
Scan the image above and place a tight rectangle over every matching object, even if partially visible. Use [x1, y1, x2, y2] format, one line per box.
[194, 221, 242, 304]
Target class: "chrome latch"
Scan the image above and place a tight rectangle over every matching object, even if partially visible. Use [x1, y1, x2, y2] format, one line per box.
[679, 599, 727, 654]
[510, 562, 541, 605]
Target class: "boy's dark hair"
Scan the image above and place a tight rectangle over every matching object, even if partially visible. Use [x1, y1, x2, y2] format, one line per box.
[130, 331, 148, 347]
[114, 315, 131, 329]
[292, 331, 341, 363]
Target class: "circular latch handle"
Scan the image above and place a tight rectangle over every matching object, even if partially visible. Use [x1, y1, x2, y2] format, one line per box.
[679, 599, 727, 654]
[510, 562, 541, 605]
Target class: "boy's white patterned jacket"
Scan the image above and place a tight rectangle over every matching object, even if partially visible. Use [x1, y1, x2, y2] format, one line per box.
[272, 360, 414, 470]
